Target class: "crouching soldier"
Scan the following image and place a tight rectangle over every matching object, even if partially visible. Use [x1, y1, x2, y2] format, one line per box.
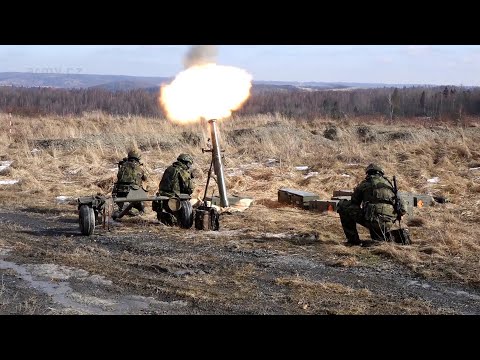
[337, 163, 407, 245]
[153, 153, 194, 228]
[113, 149, 147, 216]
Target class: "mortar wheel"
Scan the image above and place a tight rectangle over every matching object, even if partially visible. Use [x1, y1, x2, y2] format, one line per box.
[79, 205, 95, 236]
[177, 200, 194, 229]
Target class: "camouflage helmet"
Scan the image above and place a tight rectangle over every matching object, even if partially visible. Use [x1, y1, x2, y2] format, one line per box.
[365, 163, 384, 175]
[127, 149, 141, 160]
[177, 153, 193, 165]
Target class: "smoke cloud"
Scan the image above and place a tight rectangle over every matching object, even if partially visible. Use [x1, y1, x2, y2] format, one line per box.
[183, 45, 218, 69]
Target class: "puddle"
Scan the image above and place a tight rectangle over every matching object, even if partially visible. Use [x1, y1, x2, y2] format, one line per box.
[0, 259, 105, 314]
[0, 258, 188, 314]
[25, 263, 89, 281]
[68, 292, 117, 309]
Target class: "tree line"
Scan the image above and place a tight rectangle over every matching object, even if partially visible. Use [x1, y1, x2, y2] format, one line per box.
[1, 85, 479, 121]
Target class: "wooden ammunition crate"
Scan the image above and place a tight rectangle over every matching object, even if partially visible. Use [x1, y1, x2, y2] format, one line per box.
[278, 188, 320, 209]
[309, 199, 340, 212]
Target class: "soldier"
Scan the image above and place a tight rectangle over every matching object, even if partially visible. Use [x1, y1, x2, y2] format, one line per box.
[114, 149, 147, 215]
[337, 163, 407, 245]
[154, 153, 195, 226]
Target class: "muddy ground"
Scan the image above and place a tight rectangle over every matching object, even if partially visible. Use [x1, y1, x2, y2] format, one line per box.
[1, 204, 479, 315]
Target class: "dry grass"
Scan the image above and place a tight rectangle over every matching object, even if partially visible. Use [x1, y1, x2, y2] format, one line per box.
[275, 276, 443, 314]
[1, 112, 480, 286]
[407, 217, 425, 227]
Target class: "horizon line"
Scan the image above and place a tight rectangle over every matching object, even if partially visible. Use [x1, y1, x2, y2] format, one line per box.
[0, 70, 477, 88]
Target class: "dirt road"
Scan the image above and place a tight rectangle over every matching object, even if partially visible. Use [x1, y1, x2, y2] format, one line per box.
[1, 206, 479, 315]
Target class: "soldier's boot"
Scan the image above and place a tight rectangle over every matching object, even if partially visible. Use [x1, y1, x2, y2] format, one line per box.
[339, 212, 362, 246]
[346, 233, 362, 246]
[158, 210, 176, 226]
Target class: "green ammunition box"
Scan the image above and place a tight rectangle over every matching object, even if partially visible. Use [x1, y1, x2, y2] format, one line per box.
[278, 188, 320, 209]
[413, 194, 435, 207]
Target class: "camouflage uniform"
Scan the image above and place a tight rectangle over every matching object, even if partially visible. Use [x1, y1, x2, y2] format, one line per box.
[337, 164, 407, 245]
[114, 150, 147, 214]
[158, 162, 194, 197]
[155, 154, 194, 226]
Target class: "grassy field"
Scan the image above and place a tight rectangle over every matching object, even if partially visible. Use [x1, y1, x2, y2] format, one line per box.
[1, 112, 480, 289]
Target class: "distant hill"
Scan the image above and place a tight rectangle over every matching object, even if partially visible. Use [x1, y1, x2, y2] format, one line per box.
[89, 79, 171, 91]
[0, 72, 171, 90]
[0, 72, 434, 92]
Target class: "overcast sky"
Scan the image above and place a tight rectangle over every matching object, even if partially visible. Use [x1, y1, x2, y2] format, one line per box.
[0, 45, 479, 86]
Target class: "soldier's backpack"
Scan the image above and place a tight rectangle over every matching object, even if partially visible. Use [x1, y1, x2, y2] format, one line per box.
[117, 160, 138, 184]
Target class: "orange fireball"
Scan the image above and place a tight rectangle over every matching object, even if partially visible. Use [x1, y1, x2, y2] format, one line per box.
[159, 63, 252, 123]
